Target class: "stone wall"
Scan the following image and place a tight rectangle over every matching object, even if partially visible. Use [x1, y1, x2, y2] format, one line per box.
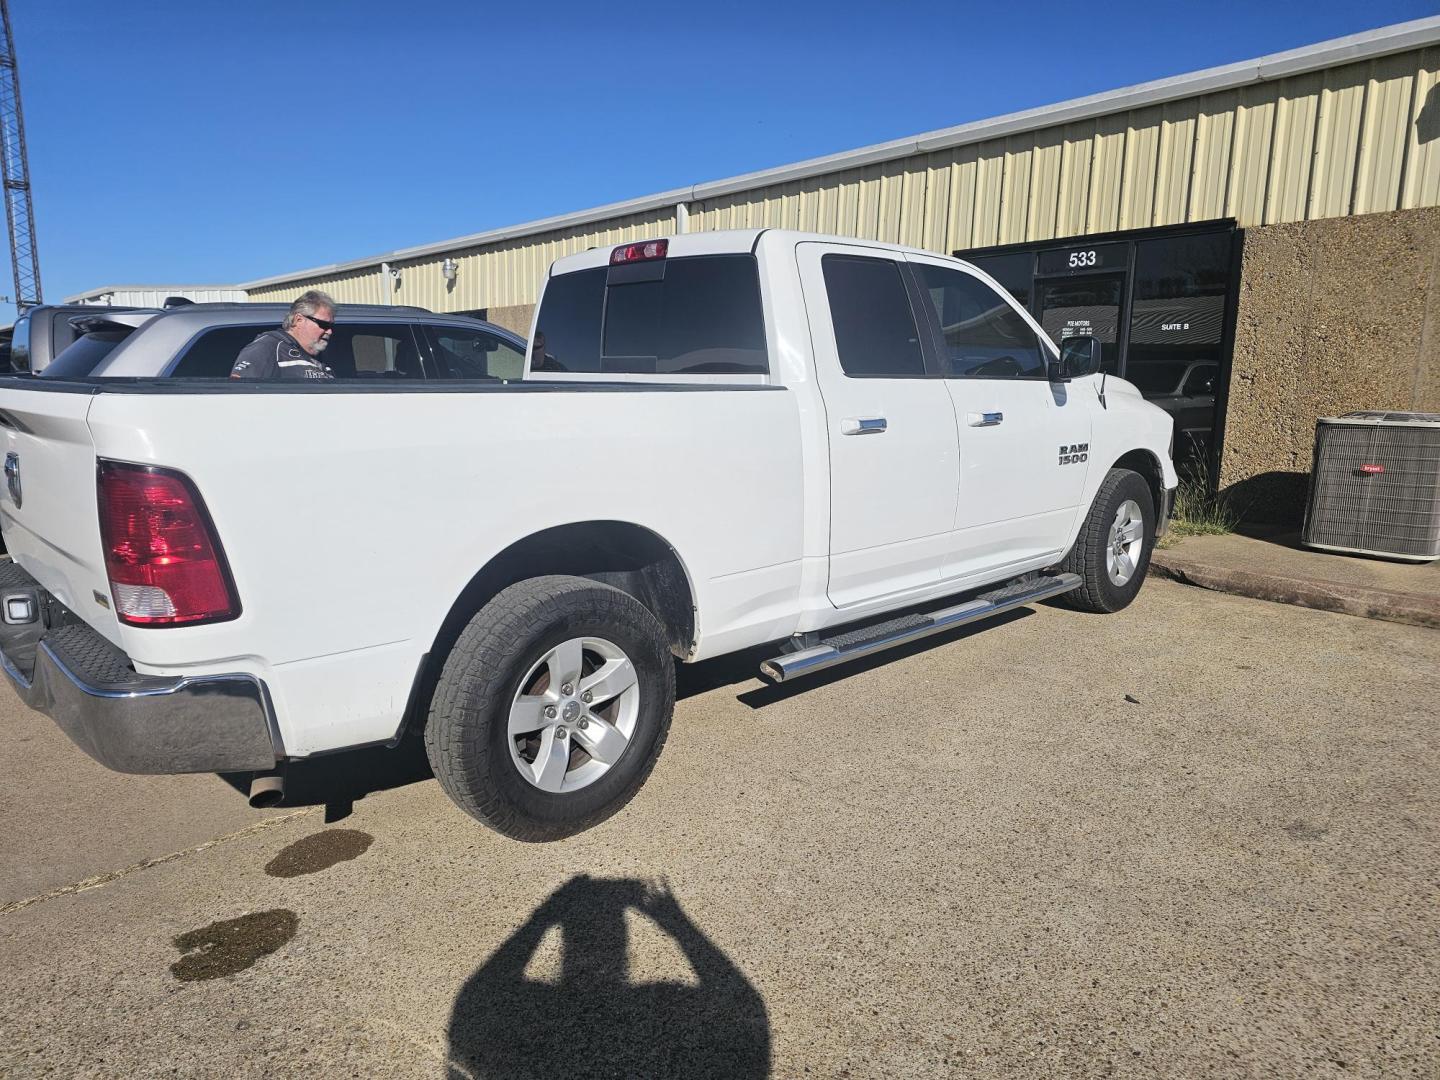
[1220, 207, 1440, 522]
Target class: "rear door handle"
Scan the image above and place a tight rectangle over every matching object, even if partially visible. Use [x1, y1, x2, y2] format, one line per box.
[966, 411, 1004, 427]
[841, 417, 888, 436]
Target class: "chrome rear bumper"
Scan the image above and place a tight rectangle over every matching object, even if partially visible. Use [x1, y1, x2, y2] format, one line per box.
[0, 562, 278, 774]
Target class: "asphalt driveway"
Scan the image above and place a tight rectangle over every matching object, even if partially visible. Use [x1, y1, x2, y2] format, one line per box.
[1, 579, 1436, 1078]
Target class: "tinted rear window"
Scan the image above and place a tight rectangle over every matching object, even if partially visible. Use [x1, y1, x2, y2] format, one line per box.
[533, 255, 767, 375]
[40, 331, 132, 378]
[821, 255, 926, 378]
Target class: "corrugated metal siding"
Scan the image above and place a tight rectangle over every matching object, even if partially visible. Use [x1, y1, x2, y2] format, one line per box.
[246, 209, 676, 308]
[694, 46, 1440, 251]
[249, 44, 1440, 306]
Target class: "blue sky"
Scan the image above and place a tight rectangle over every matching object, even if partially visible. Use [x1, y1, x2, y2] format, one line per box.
[9, 0, 1438, 318]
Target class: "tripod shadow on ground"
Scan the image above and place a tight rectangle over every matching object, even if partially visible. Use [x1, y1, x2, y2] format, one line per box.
[447, 875, 770, 1080]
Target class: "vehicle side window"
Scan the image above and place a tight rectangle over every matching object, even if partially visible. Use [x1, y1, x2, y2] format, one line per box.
[328, 325, 425, 379]
[423, 325, 527, 380]
[913, 264, 1047, 379]
[821, 254, 926, 378]
[1181, 363, 1217, 397]
[532, 267, 605, 373]
[10, 314, 30, 371]
[172, 325, 270, 377]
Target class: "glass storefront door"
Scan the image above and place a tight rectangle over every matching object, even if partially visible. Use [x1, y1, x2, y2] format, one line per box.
[964, 222, 1239, 485]
[1123, 231, 1233, 474]
[1036, 275, 1125, 375]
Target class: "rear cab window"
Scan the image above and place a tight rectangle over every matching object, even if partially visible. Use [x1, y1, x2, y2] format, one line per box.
[533, 254, 768, 377]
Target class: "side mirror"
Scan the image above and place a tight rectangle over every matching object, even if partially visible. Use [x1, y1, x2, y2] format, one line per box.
[1053, 335, 1102, 381]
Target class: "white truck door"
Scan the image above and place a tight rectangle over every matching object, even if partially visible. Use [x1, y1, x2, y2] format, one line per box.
[905, 255, 1092, 579]
[797, 242, 959, 609]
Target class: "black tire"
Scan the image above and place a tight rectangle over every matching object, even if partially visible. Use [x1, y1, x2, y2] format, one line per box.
[1056, 467, 1155, 614]
[424, 575, 675, 842]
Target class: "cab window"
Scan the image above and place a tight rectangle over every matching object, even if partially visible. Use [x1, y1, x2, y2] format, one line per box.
[913, 264, 1047, 379]
[532, 255, 769, 375]
[423, 325, 526, 380]
[821, 255, 927, 378]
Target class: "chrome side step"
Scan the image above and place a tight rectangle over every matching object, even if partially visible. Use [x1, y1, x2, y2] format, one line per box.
[758, 573, 1082, 684]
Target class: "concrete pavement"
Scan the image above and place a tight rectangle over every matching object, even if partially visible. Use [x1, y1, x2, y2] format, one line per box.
[1152, 529, 1440, 628]
[1, 578, 1437, 1078]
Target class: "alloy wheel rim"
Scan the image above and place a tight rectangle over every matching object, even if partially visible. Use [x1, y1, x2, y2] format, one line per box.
[507, 636, 640, 793]
[1105, 499, 1145, 586]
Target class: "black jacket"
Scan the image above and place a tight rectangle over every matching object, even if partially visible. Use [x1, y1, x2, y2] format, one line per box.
[229, 329, 334, 380]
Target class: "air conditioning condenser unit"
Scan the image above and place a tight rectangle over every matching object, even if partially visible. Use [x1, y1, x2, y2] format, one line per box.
[1302, 411, 1440, 562]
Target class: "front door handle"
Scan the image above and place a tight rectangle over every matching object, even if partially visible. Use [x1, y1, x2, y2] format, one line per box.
[841, 417, 887, 436]
[966, 411, 1004, 427]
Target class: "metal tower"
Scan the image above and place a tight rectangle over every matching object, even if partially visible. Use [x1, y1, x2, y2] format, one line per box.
[0, 0, 39, 312]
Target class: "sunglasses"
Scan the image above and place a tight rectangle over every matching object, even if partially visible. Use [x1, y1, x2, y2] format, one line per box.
[301, 313, 335, 332]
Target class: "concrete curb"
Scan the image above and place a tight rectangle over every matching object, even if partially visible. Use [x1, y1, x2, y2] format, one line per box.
[1149, 550, 1440, 629]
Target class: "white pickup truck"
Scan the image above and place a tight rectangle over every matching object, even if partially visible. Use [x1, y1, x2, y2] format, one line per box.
[0, 230, 1176, 840]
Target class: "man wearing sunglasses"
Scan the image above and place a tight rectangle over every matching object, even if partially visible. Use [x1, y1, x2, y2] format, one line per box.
[229, 290, 337, 380]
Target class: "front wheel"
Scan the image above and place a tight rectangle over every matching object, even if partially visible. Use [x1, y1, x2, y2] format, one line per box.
[1056, 468, 1155, 613]
[424, 575, 675, 841]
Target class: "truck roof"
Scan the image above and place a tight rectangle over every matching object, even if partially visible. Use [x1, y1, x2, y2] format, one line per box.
[546, 228, 965, 277]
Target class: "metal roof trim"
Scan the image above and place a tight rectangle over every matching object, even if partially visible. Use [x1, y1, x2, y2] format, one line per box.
[62, 285, 244, 302]
[237, 16, 1440, 291]
[238, 186, 698, 289]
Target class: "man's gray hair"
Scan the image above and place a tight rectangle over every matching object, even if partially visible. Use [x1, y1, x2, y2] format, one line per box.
[282, 289, 337, 330]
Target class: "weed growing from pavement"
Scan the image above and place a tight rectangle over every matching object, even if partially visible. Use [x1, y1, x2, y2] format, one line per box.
[1159, 466, 1238, 548]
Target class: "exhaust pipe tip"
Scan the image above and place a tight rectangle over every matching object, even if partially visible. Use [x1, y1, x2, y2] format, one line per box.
[248, 771, 285, 809]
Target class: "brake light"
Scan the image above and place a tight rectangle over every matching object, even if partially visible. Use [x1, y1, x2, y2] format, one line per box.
[96, 461, 239, 626]
[610, 239, 668, 265]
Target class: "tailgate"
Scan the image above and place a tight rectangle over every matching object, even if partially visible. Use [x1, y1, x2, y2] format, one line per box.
[0, 382, 119, 644]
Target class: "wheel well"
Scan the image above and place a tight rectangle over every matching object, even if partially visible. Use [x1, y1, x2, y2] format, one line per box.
[394, 522, 697, 745]
[442, 520, 695, 654]
[1112, 450, 1165, 520]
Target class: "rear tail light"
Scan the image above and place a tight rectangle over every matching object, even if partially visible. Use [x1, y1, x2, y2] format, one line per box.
[610, 239, 668, 265]
[96, 461, 240, 626]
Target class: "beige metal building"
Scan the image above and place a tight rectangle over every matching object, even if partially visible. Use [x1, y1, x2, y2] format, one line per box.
[63, 284, 249, 306]
[238, 16, 1440, 519]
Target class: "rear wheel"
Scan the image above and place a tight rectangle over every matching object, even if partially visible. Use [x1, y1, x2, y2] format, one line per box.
[424, 575, 675, 841]
[1056, 468, 1155, 613]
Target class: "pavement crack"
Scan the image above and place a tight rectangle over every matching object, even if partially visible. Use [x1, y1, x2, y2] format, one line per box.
[0, 808, 316, 917]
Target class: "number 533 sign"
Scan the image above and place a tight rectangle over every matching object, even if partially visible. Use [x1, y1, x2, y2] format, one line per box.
[1038, 242, 1127, 276]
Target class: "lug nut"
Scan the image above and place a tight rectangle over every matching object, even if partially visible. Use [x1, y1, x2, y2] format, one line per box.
[582, 690, 593, 703]
[544, 706, 557, 719]
[578, 718, 590, 730]
[561, 682, 573, 696]
[556, 728, 568, 740]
